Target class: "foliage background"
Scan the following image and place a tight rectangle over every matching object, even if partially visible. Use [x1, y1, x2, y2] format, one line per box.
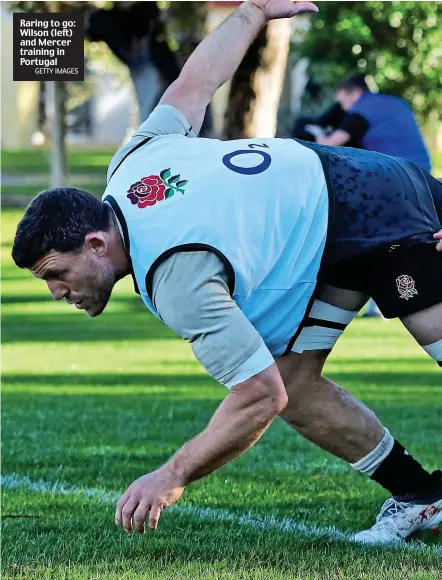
[294, 1, 442, 123]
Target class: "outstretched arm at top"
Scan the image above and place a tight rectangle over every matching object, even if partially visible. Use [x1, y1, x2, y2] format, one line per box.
[159, 0, 318, 134]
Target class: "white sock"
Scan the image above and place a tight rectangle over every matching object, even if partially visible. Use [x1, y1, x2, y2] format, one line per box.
[351, 428, 394, 476]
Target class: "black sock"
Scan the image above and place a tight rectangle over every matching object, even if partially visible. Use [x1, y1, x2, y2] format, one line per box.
[371, 440, 440, 497]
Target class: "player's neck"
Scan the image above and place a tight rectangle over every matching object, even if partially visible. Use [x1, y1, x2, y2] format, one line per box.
[109, 225, 131, 282]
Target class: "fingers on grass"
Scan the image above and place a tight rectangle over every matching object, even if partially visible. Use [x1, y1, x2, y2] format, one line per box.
[122, 499, 140, 533]
[115, 491, 131, 525]
[148, 503, 162, 532]
[133, 501, 150, 534]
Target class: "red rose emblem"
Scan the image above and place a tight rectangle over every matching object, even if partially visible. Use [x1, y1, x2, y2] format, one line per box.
[127, 175, 166, 208]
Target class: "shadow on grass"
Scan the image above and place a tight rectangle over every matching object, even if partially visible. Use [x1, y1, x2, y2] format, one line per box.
[2, 369, 440, 389]
[328, 371, 441, 388]
[1, 294, 148, 310]
[2, 372, 214, 389]
[2, 311, 176, 343]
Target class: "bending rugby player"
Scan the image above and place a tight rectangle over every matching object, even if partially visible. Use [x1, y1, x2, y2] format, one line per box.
[12, 0, 442, 545]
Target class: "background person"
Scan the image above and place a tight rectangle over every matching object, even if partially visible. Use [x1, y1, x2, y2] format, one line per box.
[316, 74, 432, 173]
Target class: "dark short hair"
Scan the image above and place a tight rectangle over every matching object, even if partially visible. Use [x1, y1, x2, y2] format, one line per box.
[336, 74, 369, 93]
[12, 187, 112, 268]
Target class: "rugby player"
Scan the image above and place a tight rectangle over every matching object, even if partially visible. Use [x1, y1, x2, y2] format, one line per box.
[12, 0, 442, 544]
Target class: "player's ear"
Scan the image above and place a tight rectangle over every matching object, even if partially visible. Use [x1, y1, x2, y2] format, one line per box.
[84, 232, 108, 257]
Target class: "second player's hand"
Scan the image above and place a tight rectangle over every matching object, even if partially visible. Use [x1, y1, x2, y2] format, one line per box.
[249, 0, 319, 20]
[115, 468, 185, 533]
[434, 229, 442, 251]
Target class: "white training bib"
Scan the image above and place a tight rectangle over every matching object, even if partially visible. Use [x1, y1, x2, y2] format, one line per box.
[103, 135, 329, 356]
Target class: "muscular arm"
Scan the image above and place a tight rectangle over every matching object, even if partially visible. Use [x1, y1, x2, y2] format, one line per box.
[155, 253, 285, 481]
[115, 364, 287, 533]
[168, 364, 287, 485]
[115, 252, 287, 533]
[159, 0, 317, 134]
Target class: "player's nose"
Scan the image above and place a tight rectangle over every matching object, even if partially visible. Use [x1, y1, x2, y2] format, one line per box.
[47, 280, 69, 301]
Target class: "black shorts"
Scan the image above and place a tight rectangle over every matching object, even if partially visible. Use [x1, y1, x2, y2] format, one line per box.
[321, 242, 442, 319]
[298, 141, 442, 318]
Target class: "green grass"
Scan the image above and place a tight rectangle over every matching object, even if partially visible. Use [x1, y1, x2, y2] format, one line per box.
[2, 209, 441, 579]
[1, 183, 105, 199]
[1, 149, 113, 176]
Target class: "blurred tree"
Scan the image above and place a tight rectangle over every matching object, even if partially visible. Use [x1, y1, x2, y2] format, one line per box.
[226, 18, 293, 139]
[294, 1, 442, 123]
[9, 0, 73, 186]
[8, 0, 184, 185]
[85, 2, 180, 122]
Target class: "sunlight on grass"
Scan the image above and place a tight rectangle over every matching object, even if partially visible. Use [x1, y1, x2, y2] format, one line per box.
[1, 207, 441, 579]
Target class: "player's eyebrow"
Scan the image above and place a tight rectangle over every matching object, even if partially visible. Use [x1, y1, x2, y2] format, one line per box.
[33, 266, 64, 281]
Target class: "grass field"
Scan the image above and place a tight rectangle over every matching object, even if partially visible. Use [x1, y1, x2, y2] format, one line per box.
[1, 208, 442, 579]
[1, 150, 113, 176]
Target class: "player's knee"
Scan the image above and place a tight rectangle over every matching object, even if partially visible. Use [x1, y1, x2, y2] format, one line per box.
[277, 350, 328, 395]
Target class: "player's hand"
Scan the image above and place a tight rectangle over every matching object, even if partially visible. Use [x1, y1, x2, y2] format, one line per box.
[115, 468, 185, 533]
[434, 229, 442, 252]
[249, 0, 318, 20]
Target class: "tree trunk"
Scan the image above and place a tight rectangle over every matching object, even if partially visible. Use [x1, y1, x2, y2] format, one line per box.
[48, 80, 67, 188]
[225, 19, 292, 139]
[86, 2, 180, 127]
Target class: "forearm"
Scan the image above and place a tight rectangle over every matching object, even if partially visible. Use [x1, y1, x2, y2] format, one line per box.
[179, 2, 267, 99]
[166, 365, 287, 485]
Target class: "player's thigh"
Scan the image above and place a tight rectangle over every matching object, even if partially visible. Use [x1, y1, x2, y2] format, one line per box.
[276, 284, 369, 392]
[401, 302, 442, 367]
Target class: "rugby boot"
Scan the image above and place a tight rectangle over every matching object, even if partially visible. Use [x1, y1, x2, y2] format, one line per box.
[354, 472, 442, 545]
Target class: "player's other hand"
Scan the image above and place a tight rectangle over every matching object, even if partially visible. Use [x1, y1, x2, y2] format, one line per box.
[115, 468, 185, 534]
[434, 229, 442, 251]
[249, 0, 319, 20]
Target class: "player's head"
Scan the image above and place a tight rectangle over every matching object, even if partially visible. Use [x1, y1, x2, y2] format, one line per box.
[335, 74, 369, 111]
[12, 187, 124, 317]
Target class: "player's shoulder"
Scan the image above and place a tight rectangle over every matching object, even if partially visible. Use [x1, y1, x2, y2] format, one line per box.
[137, 104, 196, 139]
[107, 105, 197, 182]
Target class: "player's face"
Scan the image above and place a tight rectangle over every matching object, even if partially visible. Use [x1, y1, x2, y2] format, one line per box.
[31, 246, 115, 317]
[336, 89, 358, 112]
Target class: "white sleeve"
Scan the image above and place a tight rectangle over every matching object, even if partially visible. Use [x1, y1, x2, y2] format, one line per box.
[136, 104, 197, 139]
[152, 252, 275, 389]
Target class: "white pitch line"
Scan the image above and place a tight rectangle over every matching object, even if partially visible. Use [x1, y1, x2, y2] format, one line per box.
[2, 473, 441, 556]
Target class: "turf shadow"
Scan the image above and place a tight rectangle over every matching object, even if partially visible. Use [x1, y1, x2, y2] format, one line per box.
[2, 311, 176, 343]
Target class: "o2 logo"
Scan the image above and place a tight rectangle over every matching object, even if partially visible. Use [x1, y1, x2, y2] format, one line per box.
[222, 143, 271, 175]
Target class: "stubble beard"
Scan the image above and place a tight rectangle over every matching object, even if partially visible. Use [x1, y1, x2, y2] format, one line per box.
[87, 265, 115, 317]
